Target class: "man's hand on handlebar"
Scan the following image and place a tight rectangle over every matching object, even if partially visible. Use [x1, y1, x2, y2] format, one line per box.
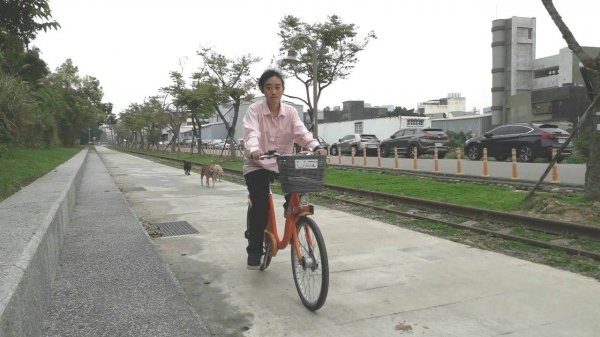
[315, 148, 328, 156]
[250, 149, 263, 160]
[313, 145, 328, 156]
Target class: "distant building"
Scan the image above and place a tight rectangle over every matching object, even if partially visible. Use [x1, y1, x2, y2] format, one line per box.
[491, 16, 600, 126]
[417, 93, 466, 116]
[322, 100, 388, 123]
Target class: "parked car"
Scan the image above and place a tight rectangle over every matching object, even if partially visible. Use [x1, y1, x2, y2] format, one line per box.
[463, 123, 573, 162]
[293, 136, 330, 153]
[379, 128, 450, 158]
[208, 139, 223, 149]
[329, 134, 380, 156]
[215, 140, 231, 150]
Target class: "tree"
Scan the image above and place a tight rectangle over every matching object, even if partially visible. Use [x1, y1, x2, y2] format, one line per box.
[278, 15, 376, 128]
[48, 59, 106, 146]
[160, 69, 191, 152]
[0, 0, 59, 74]
[0, 0, 60, 46]
[390, 106, 417, 117]
[0, 72, 35, 144]
[177, 79, 218, 154]
[196, 47, 259, 156]
[542, 0, 600, 200]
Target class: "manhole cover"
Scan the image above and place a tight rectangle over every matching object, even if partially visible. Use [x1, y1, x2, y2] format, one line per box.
[155, 221, 199, 237]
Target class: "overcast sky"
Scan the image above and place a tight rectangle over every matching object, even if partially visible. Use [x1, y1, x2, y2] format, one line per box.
[32, 0, 598, 115]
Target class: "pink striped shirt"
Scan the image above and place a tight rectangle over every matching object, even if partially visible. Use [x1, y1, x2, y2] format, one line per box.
[243, 100, 319, 175]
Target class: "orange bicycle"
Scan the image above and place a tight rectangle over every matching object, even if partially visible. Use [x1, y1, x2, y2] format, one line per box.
[249, 151, 329, 311]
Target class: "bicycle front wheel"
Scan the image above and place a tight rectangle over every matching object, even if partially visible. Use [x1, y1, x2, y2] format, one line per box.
[291, 217, 329, 311]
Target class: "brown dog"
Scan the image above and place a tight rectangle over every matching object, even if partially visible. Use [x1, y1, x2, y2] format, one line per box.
[200, 164, 218, 187]
[213, 164, 223, 182]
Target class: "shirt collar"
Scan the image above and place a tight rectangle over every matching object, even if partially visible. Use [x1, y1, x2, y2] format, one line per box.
[261, 100, 286, 118]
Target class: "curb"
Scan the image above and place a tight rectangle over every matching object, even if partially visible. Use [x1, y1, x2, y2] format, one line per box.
[0, 148, 88, 337]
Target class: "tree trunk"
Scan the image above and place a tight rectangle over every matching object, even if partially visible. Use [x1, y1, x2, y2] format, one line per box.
[542, 0, 600, 200]
[582, 69, 600, 199]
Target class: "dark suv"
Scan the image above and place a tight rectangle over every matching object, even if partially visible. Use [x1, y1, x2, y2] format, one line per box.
[379, 128, 450, 158]
[464, 123, 572, 162]
[329, 134, 380, 156]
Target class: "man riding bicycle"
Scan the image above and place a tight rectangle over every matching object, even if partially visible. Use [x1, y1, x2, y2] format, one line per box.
[242, 69, 326, 270]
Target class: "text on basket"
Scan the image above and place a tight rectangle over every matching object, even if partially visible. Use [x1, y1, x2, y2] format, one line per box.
[294, 159, 319, 169]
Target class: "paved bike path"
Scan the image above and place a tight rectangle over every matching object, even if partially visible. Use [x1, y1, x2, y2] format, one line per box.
[95, 146, 600, 337]
[41, 150, 209, 336]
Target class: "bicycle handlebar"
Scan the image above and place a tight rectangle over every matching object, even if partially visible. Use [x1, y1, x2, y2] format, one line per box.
[258, 150, 280, 160]
[258, 150, 321, 160]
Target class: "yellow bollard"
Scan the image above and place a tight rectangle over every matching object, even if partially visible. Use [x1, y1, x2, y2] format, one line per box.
[377, 147, 382, 168]
[482, 147, 490, 177]
[394, 148, 399, 169]
[351, 147, 356, 166]
[511, 148, 519, 180]
[412, 147, 418, 171]
[456, 147, 463, 176]
[338, 150, 342, 165]
[433, 147, 439, 175]
[551, 148, 560, 184]
[363, 147, 367, 166]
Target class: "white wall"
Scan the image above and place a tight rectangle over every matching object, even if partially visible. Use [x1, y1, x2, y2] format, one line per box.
[319, 116, 431, 143]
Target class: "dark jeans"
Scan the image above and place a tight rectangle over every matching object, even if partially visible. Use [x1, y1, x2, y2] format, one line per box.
[244, 169, 273, 258]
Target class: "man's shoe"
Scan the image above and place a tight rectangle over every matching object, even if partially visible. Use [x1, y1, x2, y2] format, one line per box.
[247, 255, 261, 270]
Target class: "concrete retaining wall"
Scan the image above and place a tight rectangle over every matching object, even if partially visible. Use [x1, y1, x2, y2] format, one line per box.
[0, 149, 88, 337]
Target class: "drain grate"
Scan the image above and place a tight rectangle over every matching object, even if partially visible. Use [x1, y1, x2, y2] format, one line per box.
[155, 221, 199, 237]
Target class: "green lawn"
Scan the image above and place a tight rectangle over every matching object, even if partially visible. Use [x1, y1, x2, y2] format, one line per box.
[0, 146, 82, 202]
[1, 146, 591, 214]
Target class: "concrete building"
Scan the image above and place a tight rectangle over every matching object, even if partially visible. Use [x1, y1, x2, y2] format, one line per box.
[431, 113, 492, 138]
[417, 93, 466, 116]
[322, 100, 388, 123]
[491, 16, 599, 126]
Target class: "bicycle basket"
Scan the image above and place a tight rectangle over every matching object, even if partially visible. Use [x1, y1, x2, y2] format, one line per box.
[276, 155, 327, 193]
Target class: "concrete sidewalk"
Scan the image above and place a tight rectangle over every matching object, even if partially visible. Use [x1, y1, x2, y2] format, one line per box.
[95, 146, 600, 337]
[41, 150, 208, 337]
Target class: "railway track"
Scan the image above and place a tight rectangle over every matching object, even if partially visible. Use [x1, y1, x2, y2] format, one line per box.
[317, 185, 600, 261]
[116, 149, 600, 262]
[217, 166, 600, 262]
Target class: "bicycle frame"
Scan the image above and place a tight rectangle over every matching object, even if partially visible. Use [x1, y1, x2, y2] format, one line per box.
[264, 190, 315, 259]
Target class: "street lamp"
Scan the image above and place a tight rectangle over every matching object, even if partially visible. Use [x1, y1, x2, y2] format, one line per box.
[284, 34, 320, 139]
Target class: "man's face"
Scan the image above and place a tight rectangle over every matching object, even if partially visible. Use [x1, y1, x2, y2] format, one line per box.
[262, 76, 284, 103]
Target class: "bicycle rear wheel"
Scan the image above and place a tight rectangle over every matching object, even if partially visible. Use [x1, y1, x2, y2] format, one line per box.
[291, 217, 329, 311]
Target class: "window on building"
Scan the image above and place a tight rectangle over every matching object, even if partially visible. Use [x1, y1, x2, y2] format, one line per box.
[407, 119, 424, 127]
[534, 66, 559, 78]
[528, 28, 533, 39]
[354, 122, 363, 134]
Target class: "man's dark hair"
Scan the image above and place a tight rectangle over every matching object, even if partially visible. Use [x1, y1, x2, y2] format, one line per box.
[258, 69, 285, 91]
